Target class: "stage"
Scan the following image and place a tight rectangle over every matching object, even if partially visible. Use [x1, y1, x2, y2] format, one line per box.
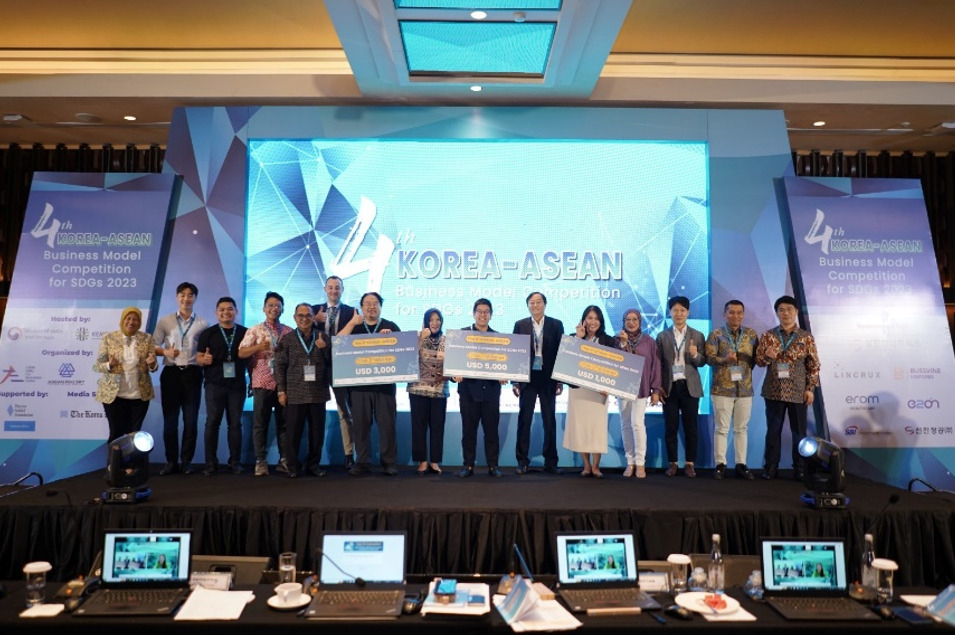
[1, 464, 953, 588]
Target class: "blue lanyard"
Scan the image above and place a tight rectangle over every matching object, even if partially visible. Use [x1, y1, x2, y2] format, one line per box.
[364, 320, 381, 334]
[265, 321, 280, 349]
[296, 328, 316, 359]
[776, 327, 797, 354]
[218, 325, 235, 361]
[725, 325, 742, 353]
[177, 314, 195, 346]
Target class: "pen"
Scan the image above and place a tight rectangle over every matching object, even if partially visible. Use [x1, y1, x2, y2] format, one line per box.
[648, 611, 666, 624]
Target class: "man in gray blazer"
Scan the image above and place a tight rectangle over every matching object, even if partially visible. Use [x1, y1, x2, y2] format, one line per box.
[656, 296, 706, 477]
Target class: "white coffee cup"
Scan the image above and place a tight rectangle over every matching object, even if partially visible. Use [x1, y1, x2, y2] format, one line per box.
[275, 582, 302, 605]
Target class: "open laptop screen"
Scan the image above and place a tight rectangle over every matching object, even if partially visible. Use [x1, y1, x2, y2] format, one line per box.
[319, 532, 406, 584]
[760, 538, 848, 594]
[555, 532, 637, 584]
[101, 529, 192, 584]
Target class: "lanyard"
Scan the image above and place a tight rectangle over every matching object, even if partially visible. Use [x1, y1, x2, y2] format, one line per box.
[265, 321, 280, 349]
[725, 325, 742, 353]
[218, 325, 235, 361]
[296, 328, 316, 359]
[673, 328, 686, 356]
[177, 314, 195, 346]
[364, 320, 381, 334]
[777, 327, 797, 354]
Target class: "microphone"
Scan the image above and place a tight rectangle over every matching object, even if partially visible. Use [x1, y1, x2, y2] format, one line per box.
[315, 548, 365, 587]
[865, 493, 900, 534]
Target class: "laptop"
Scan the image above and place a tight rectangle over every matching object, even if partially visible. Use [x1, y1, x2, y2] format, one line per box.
[305, 531, 406, 620]
[553, 530, 661, 613]
[759, 537, 879, 621]
[191, 554, 269, 585]
[73, 528, 193, 616]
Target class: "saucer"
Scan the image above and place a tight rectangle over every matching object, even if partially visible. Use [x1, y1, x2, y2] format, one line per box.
[267, 594, 311, 611]
[675, 591, 740, 615]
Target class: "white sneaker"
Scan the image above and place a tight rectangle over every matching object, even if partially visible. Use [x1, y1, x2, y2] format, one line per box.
[254, 460, 268, 476]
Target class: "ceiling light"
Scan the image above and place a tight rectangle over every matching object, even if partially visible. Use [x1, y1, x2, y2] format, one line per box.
[124, 115, 137, 121]
[74, 112, 101, 123]
[514, 12, 526, 23]
[470, 85, 483, 92]
[813, 121, 826, 127]
[471, 10, 487, 20]
[3, 113, 24, 122]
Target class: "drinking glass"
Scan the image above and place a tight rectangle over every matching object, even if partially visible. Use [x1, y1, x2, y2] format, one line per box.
[278, 552, 296, 584]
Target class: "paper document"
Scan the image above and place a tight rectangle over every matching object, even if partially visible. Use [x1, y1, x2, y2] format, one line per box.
[494, 576, 581, 632]
[174, 586, 254, 621]
[420, 581, 491, 616]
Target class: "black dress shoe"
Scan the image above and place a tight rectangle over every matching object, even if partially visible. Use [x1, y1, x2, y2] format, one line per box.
[344, 456, 355, 469]
[735, 463, 755, 480]
[306, 465, 326, 477]
[181, 463, 195, 475]
[229, 462, 243, 475]
[349, 465, 369, 476]
[201, 463, 218, 477]
[488, 467, 503, 478]
[761, 466, 778, 480]
[515, 464, 528, 476]
[714, 463, 726, 480]
[276, 459, 290, 474]
[543, 466, 563, 476]
[287, 470, 299, 479]
[458, 466, 474, 478]
[159, 462, 180, 476]
[383, 465, 398, 476]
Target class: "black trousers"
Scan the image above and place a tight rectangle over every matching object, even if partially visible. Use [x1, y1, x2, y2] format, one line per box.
[409, 394, 447, 463]
[663, 380, 699, 464]
[103, 397, 150, 443]
[285, 402, 327, 472]
[159, 365, 202, 464]
[763, 398, 807, 471]
[203, 382, 245, 466]
[516, 380, 559, 468]
[460, 395, 500, 468]
[251, 387, 286, 462]
[350, 390, 397, 467]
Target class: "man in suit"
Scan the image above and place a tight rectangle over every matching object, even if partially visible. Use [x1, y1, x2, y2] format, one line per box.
[312, 275, 357, 468]
[656, 296, 706, 478]
[512, 291, 565, 475]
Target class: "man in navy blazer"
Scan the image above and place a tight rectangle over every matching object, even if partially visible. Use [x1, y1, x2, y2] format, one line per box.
[312, 275, 357, 468]
[656, 296, 706, 478]
[512, 291, 565, 475]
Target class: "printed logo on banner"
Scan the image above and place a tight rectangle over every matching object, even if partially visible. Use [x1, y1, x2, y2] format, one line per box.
[908, 367, 942, 380]
[0, 366, 18, 384]
[6, 327, 23, 341]
[7, 403, 35, 418]
[907, 398, 940, 410]
[58, 363, 76, 378]
[904, 426, 954, 436]
[844, 394, 878, 410]
[832, 364, 880, 380]
[844, 425, 859, 436]
[74, 327, 90, 342]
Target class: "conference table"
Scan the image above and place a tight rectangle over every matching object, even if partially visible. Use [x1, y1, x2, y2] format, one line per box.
[1, 580, 948, 634]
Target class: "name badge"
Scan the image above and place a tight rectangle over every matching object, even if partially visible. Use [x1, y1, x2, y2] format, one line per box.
[222, 362, 236, 378]
[304, 364, 316, 382]
[730, 365, 743, 382]
[672, 363, 685, 379]
[777, 362, 790, 379]
[532, 355, 543, 371]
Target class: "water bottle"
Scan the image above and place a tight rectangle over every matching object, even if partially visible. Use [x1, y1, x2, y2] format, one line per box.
[860, 533, 877, 599]
[707, 533, 725, 593]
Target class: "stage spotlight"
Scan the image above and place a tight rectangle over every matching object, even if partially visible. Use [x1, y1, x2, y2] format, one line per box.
[102, 431, 154, 504]
[798, 436, 848, 510]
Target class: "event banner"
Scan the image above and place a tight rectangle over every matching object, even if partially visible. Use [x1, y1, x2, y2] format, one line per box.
[781, 176, 955, 449]
[550, 335, 645, 401]
[443, 330, 530, 382]
[0, 173, 175, 440]
[331, 330, 420, 387]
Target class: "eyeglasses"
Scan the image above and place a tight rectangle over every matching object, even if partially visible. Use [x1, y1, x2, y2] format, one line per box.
[294, 313, 313, 319]
[474, 310, 491, 316]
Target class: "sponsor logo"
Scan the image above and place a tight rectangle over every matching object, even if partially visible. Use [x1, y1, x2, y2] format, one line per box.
[58, 363, 76, 378]
[7, 327, 22, 341]
[0, 366, 17, 384]
[904, 425, 954, 436]
[75, 327, 90, 342]
[7, 403, 36, 418]
[907, 398, 940, 410]
[844, 425, 859, 436]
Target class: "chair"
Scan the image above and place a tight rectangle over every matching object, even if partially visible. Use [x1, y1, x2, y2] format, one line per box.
[689, 554, 760, 588]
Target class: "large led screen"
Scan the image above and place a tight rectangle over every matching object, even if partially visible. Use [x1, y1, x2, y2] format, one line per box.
[246, 139, 710, 412]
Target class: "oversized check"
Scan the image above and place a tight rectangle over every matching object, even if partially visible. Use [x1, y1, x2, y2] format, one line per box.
[443, 330, 531, 382]
[331, 330, 420, 387]
[551, 335, 645, 401]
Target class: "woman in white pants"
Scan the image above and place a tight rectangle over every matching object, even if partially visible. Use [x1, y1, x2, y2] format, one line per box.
[614, 309, 663, 478]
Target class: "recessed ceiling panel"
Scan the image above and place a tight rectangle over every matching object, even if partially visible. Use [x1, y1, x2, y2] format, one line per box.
[400, 21, 555, 75]
[395, 1, 561, 9]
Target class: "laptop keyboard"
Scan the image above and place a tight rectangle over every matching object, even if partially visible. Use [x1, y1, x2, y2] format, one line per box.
[771, 596, 867, 613]
[87, 588, 186, 605]
[314, 590, 403, 605]
[561, 587, 645, 604]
